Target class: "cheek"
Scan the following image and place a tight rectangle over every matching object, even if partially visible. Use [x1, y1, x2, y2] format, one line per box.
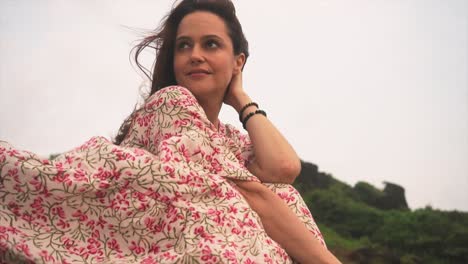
[173, 56, 184, 83]
[215, 60, 236, 83]
[216, 68, 233, 89]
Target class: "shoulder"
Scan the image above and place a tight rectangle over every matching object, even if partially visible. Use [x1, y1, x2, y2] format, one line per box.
[144, 85, 199, 109]
[151, 85, 193, 99]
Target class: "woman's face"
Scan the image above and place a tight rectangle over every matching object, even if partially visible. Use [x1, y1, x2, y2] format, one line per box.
[173, 11, 244, 104]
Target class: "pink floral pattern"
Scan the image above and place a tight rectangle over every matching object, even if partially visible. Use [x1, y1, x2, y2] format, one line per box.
[0, 86, 324, 263]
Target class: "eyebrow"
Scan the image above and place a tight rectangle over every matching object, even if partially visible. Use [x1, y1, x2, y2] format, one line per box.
[175, 34, 224, 42]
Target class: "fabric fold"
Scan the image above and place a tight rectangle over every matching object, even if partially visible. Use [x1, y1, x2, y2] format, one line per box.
[0, 86, 323, 263]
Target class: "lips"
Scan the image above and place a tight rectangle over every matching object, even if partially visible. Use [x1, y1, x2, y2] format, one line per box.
[187, 69, 211, 76]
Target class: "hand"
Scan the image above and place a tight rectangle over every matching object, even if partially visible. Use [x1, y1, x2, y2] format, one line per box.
[223, 71, 248, 111]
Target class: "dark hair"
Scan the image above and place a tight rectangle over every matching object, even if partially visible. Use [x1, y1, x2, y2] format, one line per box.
[114, 0, 249, 145]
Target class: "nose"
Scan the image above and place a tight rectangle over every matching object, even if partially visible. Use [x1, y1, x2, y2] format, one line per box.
[190, 44, 204, 64]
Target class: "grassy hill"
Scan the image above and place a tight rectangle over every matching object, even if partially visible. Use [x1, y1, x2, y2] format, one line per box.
[294, 161, 468, 264]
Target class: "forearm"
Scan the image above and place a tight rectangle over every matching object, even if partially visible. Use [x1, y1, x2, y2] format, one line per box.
[232, 92, 301, 183]
[234, 180, 341, 264]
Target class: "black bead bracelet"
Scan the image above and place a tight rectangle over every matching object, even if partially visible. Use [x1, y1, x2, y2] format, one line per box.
[242, 109, 267, 129]
[238, 102, 259, 122]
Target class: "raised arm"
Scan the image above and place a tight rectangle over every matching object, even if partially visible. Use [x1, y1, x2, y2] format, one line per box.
[224, 72, 301, 184]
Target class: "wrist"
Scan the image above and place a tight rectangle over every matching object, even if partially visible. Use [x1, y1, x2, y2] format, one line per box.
[233, 92, 252, 113]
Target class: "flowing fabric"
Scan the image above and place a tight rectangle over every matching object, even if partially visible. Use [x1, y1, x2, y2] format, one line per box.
[0, 86, 324, 263]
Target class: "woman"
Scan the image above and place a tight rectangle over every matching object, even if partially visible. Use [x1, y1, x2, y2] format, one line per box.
[0, 0, 340, 263]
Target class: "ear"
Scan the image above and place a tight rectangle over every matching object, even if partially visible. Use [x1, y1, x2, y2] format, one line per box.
[233, 53, 246, 74]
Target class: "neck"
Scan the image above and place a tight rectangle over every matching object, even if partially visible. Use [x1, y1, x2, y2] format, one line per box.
[198, 98, 222, 129]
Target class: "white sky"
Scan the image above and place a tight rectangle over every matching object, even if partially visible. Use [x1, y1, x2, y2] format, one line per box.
[1, 0, 467, 211]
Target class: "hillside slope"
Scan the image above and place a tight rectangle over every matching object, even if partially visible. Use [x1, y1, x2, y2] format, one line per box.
[294, 161, 468, 264]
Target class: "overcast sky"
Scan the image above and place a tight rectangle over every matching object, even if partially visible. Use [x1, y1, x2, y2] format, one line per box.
[1, 0, 467, 211]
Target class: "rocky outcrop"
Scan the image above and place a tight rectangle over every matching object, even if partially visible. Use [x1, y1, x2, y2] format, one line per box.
[296, 161, 409, 210]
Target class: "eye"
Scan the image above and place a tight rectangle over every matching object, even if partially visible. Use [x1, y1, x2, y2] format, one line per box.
[205, 39, 220, 49]
[176, 41, 191, 51]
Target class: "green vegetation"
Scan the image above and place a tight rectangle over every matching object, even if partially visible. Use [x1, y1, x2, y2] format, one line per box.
[294, 161, 468, 264]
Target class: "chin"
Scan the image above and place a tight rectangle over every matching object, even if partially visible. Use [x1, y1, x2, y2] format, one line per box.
[183, 82, 214, 95]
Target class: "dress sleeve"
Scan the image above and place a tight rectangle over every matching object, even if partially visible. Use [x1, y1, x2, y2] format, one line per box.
[120, 86, 208, 155]
[224, 124, 255, 168]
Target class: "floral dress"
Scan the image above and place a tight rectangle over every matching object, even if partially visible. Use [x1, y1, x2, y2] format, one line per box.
[0, 86, 324, 263]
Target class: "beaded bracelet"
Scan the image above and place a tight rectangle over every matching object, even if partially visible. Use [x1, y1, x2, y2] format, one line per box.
[238, 102, 259, 122]
[242, 109, 267, 129]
